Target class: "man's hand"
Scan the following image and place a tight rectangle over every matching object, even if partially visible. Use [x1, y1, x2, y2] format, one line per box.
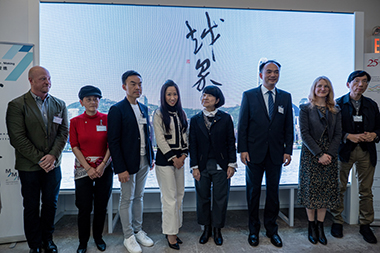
[227, 167, 235, 179]
[150, 160, 155, 171]
[240, 152, 250, 165]
[347, 133, 366, 143]
[363, 132, 377, 142]
[283, 154, 292, 166]
[192, 168, 201, 181]
[39, 154, 56, 173]
[118, 170, 130, 183]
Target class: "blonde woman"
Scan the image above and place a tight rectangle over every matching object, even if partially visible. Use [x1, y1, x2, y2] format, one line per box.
[298, 76, 342, 245]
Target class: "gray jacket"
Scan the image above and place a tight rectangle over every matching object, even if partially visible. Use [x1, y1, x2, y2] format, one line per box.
[299, 103, 342, 157]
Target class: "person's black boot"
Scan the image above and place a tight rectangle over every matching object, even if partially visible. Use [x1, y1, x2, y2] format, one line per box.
[199, 225, 212, 244]
[308, 220, 318, 244]
[317, 221, 327, 245]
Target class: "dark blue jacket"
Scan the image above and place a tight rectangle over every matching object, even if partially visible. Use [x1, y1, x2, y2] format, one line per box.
[237, 86, 294, 165]
[107, 98, 154, 174]
[336, 93, 380, 167]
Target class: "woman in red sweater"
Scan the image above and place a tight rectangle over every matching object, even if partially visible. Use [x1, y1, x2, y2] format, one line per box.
[69, 85, 113, 253]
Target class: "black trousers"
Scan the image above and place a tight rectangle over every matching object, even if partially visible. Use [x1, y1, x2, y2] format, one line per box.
[19, 167, 61, 249]
[75, 165, 113, 244]
[195, 159, 230, 228]
[246, 152, 282, 237]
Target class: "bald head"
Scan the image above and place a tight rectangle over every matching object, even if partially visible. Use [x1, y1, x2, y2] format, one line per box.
[28, 66, 51, 99]
[28, 66, 49, 79]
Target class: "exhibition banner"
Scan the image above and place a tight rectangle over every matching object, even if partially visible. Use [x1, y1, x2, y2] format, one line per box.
[0, 42, 33, 243]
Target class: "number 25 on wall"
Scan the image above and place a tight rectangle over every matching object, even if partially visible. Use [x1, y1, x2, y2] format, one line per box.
[367, 58, 379, 67]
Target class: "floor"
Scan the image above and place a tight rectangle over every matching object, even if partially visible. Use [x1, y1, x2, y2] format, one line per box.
[0, 209, 379, 252]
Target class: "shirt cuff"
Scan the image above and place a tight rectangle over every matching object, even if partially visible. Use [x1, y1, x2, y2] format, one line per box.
[168, 155, 177, 162]
[190, 166, 198, 173]
[228, 162, 238, 170]
[343, 133, 349, 143]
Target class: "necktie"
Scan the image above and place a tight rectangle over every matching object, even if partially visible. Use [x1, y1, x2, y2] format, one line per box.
[268, 90, 274, 119]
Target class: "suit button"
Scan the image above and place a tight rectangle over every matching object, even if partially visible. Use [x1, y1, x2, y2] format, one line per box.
[45, 136, 48, 139]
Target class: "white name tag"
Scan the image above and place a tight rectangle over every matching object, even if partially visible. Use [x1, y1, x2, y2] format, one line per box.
[53, 116, 62, 124]
[138, 117, 147, 124]
[278, 106, 284, 114]
[353, 115, 363, 122]
[96, 125, 107, 131]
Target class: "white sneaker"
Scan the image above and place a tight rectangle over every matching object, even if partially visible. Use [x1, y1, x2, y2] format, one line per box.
[135, 230, 154, 247]
[124, 235, 142, 253]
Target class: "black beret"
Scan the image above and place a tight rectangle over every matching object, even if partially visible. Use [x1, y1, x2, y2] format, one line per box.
[78, 85, 102, 100]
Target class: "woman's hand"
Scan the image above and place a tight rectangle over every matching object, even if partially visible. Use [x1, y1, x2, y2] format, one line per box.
[318, 153, 332, 165]
[95, 162, 106, 177]
[86, 167, 99, 180]
[172, 157, 184, 169]
[192, 168, 201, 181]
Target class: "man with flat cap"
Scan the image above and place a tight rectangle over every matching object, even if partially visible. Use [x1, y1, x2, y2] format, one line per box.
[6, 66, 68, 253]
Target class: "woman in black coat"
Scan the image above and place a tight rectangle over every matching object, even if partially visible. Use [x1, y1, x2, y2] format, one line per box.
[189, 85, 237, 246]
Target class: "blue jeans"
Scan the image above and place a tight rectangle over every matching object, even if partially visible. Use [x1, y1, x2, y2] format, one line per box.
[119, 156, 149, 238]
[19, 167, 61, 249]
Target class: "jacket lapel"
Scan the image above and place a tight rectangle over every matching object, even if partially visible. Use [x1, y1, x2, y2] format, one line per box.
[196, 112, 209, 139]
[256, 86, 269, 120]
[24, 92, 47, 134]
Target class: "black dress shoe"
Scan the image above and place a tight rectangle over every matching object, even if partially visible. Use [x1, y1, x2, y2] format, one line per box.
[213, 227, 223, 246]
[29, 248, 41, 253]
[167, 237, 180, 250]
[360, 224, 378, 244]
[199, 225, 212, 244]
[94, 238, 106, 251]
[77, 243, 87, 253]
[248, 234, 259, 246]
[43, 240, 58, 253]
[308, 221, 318, 244]
[331, 223, 343, 238]
[269, 234, 282, 247]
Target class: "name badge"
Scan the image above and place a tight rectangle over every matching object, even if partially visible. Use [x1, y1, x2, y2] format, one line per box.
[53, 116, 63, 124]
[353, 115, 363, 122]
[138, 117, 147, 124]
[96, 125, 107, 131]
[278, 106, 284, 114]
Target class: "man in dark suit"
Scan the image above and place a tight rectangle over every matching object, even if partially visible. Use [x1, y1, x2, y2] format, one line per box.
[330, 70, 379, 244]
[238, 60, 293, 248]
[107, 70, 155, 253]
[6, 66, 69, 253]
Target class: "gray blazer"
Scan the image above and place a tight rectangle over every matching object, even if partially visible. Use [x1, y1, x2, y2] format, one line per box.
[299, 103, 342, 157]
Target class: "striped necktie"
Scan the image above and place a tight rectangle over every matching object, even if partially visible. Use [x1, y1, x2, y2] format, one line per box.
[267, 90, 274, 119]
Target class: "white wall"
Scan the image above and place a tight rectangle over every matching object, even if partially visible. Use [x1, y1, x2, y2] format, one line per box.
[1, 0, 380, 222]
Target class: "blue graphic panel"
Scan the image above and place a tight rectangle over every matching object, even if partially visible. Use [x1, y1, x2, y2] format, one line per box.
[2, 45, 22, 59]
[19, 45, 33, 52]
[5, 52, 34, 81]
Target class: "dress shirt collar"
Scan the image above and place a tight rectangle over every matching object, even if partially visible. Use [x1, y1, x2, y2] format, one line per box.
[203, 108, 218, 117]
[30, 90, 49, 102]
[261, 84, 276, 96]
